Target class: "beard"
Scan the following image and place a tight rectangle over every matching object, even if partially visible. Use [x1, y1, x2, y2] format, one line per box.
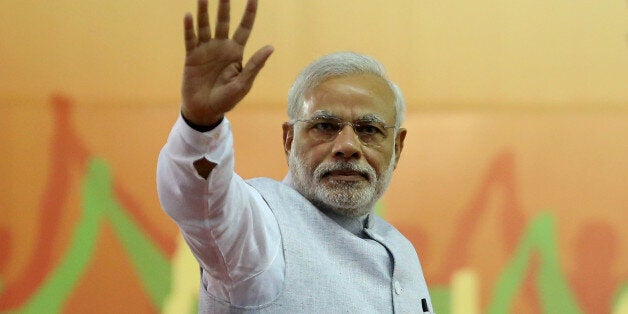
[288, 149, 396, 218]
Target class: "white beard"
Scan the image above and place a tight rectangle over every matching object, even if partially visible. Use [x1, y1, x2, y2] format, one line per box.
[288, 148, 396, 218]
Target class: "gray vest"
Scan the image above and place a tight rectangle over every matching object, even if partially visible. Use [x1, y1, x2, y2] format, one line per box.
[199, 178, 433, 313]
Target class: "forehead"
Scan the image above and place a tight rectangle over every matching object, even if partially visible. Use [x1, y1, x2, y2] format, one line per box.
[301, 74, 396, 122]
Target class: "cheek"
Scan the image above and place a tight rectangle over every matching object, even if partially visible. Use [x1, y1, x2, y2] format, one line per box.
[364, 149, 395, 175]
[291, 139, 327, 168]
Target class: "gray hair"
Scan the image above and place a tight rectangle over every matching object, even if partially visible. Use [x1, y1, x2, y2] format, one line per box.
[287, 52, 406, 129]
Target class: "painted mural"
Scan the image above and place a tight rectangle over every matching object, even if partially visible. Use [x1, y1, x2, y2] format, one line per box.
[1, 95, 626, 313]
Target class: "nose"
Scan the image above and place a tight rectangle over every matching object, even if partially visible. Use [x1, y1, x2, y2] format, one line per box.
[331, 125, 362, 160]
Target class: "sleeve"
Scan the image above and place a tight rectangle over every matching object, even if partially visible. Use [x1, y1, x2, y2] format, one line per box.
[156, 115, 284, 306]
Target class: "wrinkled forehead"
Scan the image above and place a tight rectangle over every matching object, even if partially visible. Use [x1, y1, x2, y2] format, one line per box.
[300, 74, 396, 123]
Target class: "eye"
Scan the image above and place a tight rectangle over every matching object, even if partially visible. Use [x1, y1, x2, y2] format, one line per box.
[311, 120, 339, 133]
[354, 123, 383, 135]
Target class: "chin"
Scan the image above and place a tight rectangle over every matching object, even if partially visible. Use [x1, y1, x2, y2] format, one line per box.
[323, 178, 368, 189]
[315, 188, 376, 217]
[294, 181, 373, 218]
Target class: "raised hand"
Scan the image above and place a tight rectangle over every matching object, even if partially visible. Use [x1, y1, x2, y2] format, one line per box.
[181, 0, 273, 126]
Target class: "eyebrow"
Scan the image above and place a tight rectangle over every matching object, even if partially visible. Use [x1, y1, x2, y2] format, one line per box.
[309, 110, 388, 124]
[357, 113, 387, 125]
[309, 110, 336, 119]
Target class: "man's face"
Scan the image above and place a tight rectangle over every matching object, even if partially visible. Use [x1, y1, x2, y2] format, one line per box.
[283, 74, 407, 217]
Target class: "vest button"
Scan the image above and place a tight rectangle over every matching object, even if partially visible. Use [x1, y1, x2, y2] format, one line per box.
[393, 280, 403, 295]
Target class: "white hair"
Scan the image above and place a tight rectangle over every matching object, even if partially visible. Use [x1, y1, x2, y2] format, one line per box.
[287, 52, 406, 129]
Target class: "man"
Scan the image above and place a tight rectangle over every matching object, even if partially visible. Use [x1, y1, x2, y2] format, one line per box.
[157, 0, 433, 312]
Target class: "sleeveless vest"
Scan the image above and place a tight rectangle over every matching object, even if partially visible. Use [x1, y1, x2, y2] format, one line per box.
[198, 177, 433, 313]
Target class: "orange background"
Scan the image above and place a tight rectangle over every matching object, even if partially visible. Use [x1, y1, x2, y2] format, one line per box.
[2, 1, 628, 313]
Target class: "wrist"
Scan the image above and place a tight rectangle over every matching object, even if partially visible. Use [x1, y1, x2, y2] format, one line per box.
[181, 112, 224, 132]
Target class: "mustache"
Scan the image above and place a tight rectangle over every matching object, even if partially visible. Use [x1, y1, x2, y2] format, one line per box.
[314, 161, 375, 181]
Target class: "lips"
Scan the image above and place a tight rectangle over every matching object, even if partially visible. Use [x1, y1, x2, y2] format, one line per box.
[323, 169, 369, 181]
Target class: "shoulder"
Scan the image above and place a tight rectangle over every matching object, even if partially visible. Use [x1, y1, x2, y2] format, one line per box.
[245, 177, 309, 208]
[247, 177, 294, 196]
[370, 214, 418, 255]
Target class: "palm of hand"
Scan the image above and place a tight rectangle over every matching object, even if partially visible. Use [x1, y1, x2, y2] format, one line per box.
[183, 40, 246, 123]
[180, 0, 273, 126]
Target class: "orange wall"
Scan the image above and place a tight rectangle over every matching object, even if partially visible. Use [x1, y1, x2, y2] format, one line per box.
[2, 1, 628, 313]
[3, 1, 628, 107]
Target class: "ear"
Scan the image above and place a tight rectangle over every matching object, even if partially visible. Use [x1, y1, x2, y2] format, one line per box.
[393, 128, 407, 169]
[282, 122, 294, 158]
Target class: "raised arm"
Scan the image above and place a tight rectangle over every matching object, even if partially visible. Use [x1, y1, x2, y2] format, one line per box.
[157, 0, 283, 307]
[181, 0, 273, 126]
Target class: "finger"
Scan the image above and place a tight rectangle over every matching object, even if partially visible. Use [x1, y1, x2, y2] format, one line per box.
[238, 45, 274, 88]
[183, 13, 198, 52]
[215, 0, 230, 39]
[233, 0, 257, 46]
[197, 0, 211, 42]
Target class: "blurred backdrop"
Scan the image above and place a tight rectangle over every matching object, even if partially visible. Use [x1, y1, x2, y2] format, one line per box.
[1, 0, 627, 313]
